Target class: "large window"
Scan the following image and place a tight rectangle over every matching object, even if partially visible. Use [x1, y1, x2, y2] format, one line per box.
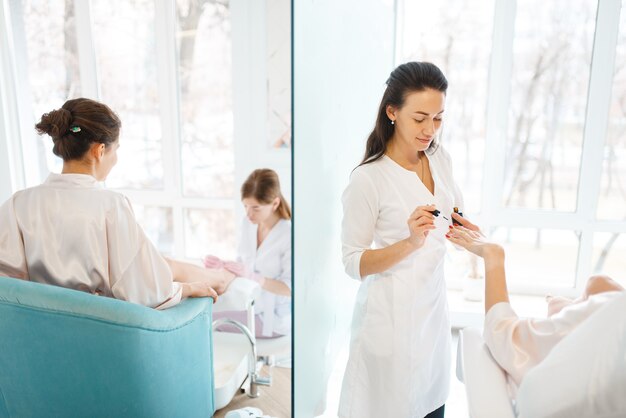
[397, 0, 626, 294]
[93, 0, 164, 191]
[2, 0, 291, 261]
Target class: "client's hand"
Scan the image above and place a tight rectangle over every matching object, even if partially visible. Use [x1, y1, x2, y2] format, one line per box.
[445, 225, 502, 258]
[181, 282, 219, 301]
[451, 212, 482, 233]
[223, 261, 266, 286]
[203, 254, 225, 269]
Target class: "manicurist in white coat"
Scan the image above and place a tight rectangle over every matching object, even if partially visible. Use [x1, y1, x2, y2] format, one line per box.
[0, 98, 234, 308]
[204, 169, 291, 337]
[340, 62, 464, 418]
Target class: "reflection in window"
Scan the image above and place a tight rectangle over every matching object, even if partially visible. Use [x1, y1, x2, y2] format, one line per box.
[177, 0, 234, 198]
[598, 0, 626, 221]
[267, 0, 291, 149]
[184, 208, 236, 260]
[504, 0, 597, 211]
[491, 227, 579, 287]
[92, 0, 164, 190]
[22, 0, 80, 176]
[591, 233, 626, 288]
[397, 0, 495, 212]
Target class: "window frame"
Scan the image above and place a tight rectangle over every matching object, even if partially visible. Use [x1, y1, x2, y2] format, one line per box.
[0, 0, 292, 260]
[395, 0, 625, 297]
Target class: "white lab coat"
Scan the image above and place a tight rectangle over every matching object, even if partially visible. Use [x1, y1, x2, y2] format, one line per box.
[340, 148, 463, 418]
[238, 217, 292, 336]
[0, 173, 182, 309]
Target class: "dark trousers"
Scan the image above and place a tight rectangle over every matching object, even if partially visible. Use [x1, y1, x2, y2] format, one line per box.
[424, 404, 445, 418]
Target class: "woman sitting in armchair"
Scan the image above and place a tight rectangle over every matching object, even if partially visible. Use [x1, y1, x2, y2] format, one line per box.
[0, 98, 234, 309]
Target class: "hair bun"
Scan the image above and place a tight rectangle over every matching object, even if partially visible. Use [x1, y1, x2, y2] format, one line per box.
[35, 108, 73, 139]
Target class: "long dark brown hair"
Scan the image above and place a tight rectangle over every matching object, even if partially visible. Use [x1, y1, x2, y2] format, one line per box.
[241, 169, 291, 220]
[35, 98, 121, 161]
[360, 62, 448, 166]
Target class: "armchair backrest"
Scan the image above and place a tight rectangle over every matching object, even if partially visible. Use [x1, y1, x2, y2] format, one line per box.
[457, 327, 516, 418]
[0, 276, 215, 418]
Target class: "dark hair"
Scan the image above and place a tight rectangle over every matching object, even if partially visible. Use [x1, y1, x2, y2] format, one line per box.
[360, 62, 448, 166]
[35, 98, 121, 161]
[241, 169, 291, 220]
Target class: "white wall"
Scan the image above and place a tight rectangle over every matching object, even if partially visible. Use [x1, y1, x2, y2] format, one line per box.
[293, 0, 396, 416]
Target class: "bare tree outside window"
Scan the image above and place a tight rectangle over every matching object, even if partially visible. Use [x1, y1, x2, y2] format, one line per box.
[176, 0, 236, 258]
[177, 0, 234, 199]
[504, 0, 596, 212]
[399, 0, 494, 213]
[92, 0, 164, 191]
[398, 0, 495, 283]
[22, 0, 81, 176]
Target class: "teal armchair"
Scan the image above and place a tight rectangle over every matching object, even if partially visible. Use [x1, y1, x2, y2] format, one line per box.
[0, 276, 215, 418]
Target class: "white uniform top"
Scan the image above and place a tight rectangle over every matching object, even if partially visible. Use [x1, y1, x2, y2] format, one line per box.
[340, 148, 463, 418]
[0, 173, 182, 309]
[238, 217, 292, 336]
[484, 291, 624, 389]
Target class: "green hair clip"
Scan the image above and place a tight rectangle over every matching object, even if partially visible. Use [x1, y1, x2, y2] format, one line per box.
[69, 126, 81, 133]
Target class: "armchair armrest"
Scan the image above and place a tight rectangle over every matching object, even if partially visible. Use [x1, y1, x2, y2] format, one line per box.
[457, 327, 516, 418]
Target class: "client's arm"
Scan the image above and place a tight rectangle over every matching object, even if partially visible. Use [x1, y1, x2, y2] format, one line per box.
[446, 224, 620, 386]
[445, 225, 509, 312]
[447, 225, 544, 384]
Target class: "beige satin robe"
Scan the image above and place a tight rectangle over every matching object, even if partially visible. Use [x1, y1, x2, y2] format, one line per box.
[0, 173, 181, 309]
[483, 291, 623, 389]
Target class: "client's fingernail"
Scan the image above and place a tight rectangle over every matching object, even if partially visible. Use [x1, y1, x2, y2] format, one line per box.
[445, 234, 450, 238]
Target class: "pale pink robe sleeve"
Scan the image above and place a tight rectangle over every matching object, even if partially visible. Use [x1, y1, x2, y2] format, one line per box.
[106, 196, 182, 310]
[0, 196, 29, 280]
[483, 295, 616, 386]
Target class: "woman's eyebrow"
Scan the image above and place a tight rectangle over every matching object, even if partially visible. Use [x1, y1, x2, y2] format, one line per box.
[412, 110, 445, 116]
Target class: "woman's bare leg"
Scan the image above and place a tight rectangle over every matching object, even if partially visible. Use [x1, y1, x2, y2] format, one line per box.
[546, 274, 624, 317]
[583, 274, 624, 299]
[164, 257, 236, 294]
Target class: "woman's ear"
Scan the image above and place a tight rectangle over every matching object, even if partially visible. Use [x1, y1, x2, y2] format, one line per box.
[88, 142, 105, 161]
[95, 143, 105, 160]
[273, 197, 280, 211]
[385, 104, 396, 123]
